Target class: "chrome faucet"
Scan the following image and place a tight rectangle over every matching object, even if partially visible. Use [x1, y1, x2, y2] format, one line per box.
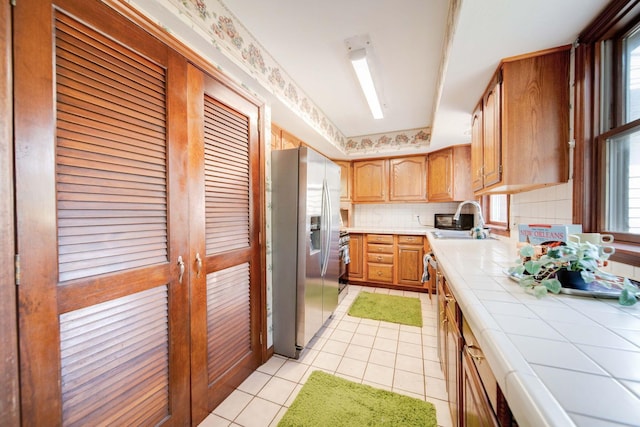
[453, 200, 485, 229]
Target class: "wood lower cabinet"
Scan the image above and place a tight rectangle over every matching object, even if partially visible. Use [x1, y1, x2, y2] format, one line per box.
[348, 234, 364, 280]
[439, 276, 462, 426]
[437, 271, 517, 427]
[397, 235, 425, 286]
[348, 233, 429, 291]
[366, 234, 394, 284]
[462, 349, 499, 427]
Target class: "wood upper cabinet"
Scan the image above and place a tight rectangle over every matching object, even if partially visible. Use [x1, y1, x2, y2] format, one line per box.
[471, 104, 484, 192]
[428, 145, 472, 202]
[335, 160, 352, 201]
[389, 156, 427, 201]
[271, 122, 283, 151]
[482, 76, 502, 189]
[472, 46, 570, 194]
[281, 129, 301, 149]
[271, 122, 301, 151]
[352, 156, 428, 203]
[352, 159, 387, 202]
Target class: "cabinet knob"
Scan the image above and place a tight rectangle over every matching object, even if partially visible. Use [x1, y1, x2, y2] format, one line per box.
[377, 271, 383, 276]
[376, 256, 382, 261]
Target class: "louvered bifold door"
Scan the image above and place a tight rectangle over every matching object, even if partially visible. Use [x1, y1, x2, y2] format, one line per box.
[14, 1, 190, 425]
[187, 65, 263, 416]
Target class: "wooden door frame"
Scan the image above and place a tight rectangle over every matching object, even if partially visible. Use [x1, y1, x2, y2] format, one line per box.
[1, 1, 20, 425]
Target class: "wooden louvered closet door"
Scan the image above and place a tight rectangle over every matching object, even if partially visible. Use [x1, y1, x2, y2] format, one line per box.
[187, 65, 263, 417]
[14, 0, 190, 425]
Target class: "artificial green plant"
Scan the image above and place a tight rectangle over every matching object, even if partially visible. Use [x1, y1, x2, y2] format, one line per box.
[508, 240, 638, 306]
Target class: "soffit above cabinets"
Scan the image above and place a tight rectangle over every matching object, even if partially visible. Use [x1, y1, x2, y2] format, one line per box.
[132, 0, 608, 159]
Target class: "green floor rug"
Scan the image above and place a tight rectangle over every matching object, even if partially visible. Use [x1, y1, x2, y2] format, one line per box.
[348, 292, 423, 327]
[278, 371, 437, 427]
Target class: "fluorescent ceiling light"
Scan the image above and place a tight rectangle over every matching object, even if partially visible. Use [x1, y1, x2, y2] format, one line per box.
[349, 48, 384, 119]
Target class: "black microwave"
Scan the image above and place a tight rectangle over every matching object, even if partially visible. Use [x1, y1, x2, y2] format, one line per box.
[434, 213, 474, 230]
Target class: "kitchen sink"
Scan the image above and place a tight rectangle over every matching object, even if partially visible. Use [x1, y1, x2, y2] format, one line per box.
[431, 230, 496, 240]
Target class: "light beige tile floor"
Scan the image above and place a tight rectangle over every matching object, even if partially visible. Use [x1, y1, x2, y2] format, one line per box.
[198, 285, 453, 427]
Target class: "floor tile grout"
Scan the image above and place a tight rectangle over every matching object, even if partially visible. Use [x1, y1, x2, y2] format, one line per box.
[200, 285, 452, 427]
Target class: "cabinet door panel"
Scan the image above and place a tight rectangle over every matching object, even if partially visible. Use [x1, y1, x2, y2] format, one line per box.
[397, 245, 424, 286]
[15, 1, 190, 424]
[348, 234, 364, 280]
[335, 161, 351, 201]
[187, 66, 263, 416]
[353, 160, 387, 202]
[446, 306, 461, 427]
[428, 149, 453, 201]
[390, 157, 426, 201]
[483, 81, 502, 188]
[281, 129, 300, 149]
[471, 106, 484, 192]
[462, 350, 499, 427]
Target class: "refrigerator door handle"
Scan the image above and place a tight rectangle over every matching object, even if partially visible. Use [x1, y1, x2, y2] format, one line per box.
[321, 178, 331, 277]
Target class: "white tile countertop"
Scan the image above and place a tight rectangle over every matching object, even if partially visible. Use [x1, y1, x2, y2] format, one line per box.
[427, 233, 640, 427]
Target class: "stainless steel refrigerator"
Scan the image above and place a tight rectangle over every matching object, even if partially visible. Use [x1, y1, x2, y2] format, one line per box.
[271, 146, 341, 359]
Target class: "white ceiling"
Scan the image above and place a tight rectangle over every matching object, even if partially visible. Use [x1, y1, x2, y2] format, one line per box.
[221, 0, 609, 158]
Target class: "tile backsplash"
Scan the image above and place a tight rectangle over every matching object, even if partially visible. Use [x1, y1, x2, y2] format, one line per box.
[353, 202, 461, 229]
[352, 182, 639, 280]
[510, 183, 573, 228]
[508, 182, 639, 281]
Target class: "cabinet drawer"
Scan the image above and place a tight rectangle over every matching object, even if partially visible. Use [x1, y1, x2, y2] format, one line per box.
[398, 235, 423, 245]
[367, 234, 394, 244]
[367, 264, 393, 283]
[367, 253, 394, 264]
[367, 243, 394, 254]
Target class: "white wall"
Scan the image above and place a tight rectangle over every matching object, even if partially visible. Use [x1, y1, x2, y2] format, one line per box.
[509, 183, 640, 281]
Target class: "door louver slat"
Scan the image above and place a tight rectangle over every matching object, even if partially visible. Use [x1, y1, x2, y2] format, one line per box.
[203, 96, 250, 255]
[59, 286, 169, 426]
[206, 263, 251, 383]
[55, 12, 168, 283]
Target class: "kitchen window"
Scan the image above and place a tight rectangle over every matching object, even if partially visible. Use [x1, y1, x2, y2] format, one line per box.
[482, 194, 509, 236]
[574, 0, 640, 266]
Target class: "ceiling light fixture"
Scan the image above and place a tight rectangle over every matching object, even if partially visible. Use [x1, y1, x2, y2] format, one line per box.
[349, 48, 384, 120]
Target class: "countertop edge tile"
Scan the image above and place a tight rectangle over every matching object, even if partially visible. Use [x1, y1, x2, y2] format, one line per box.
[427, 234, 640, 426]
[505, 371, 576, 427]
